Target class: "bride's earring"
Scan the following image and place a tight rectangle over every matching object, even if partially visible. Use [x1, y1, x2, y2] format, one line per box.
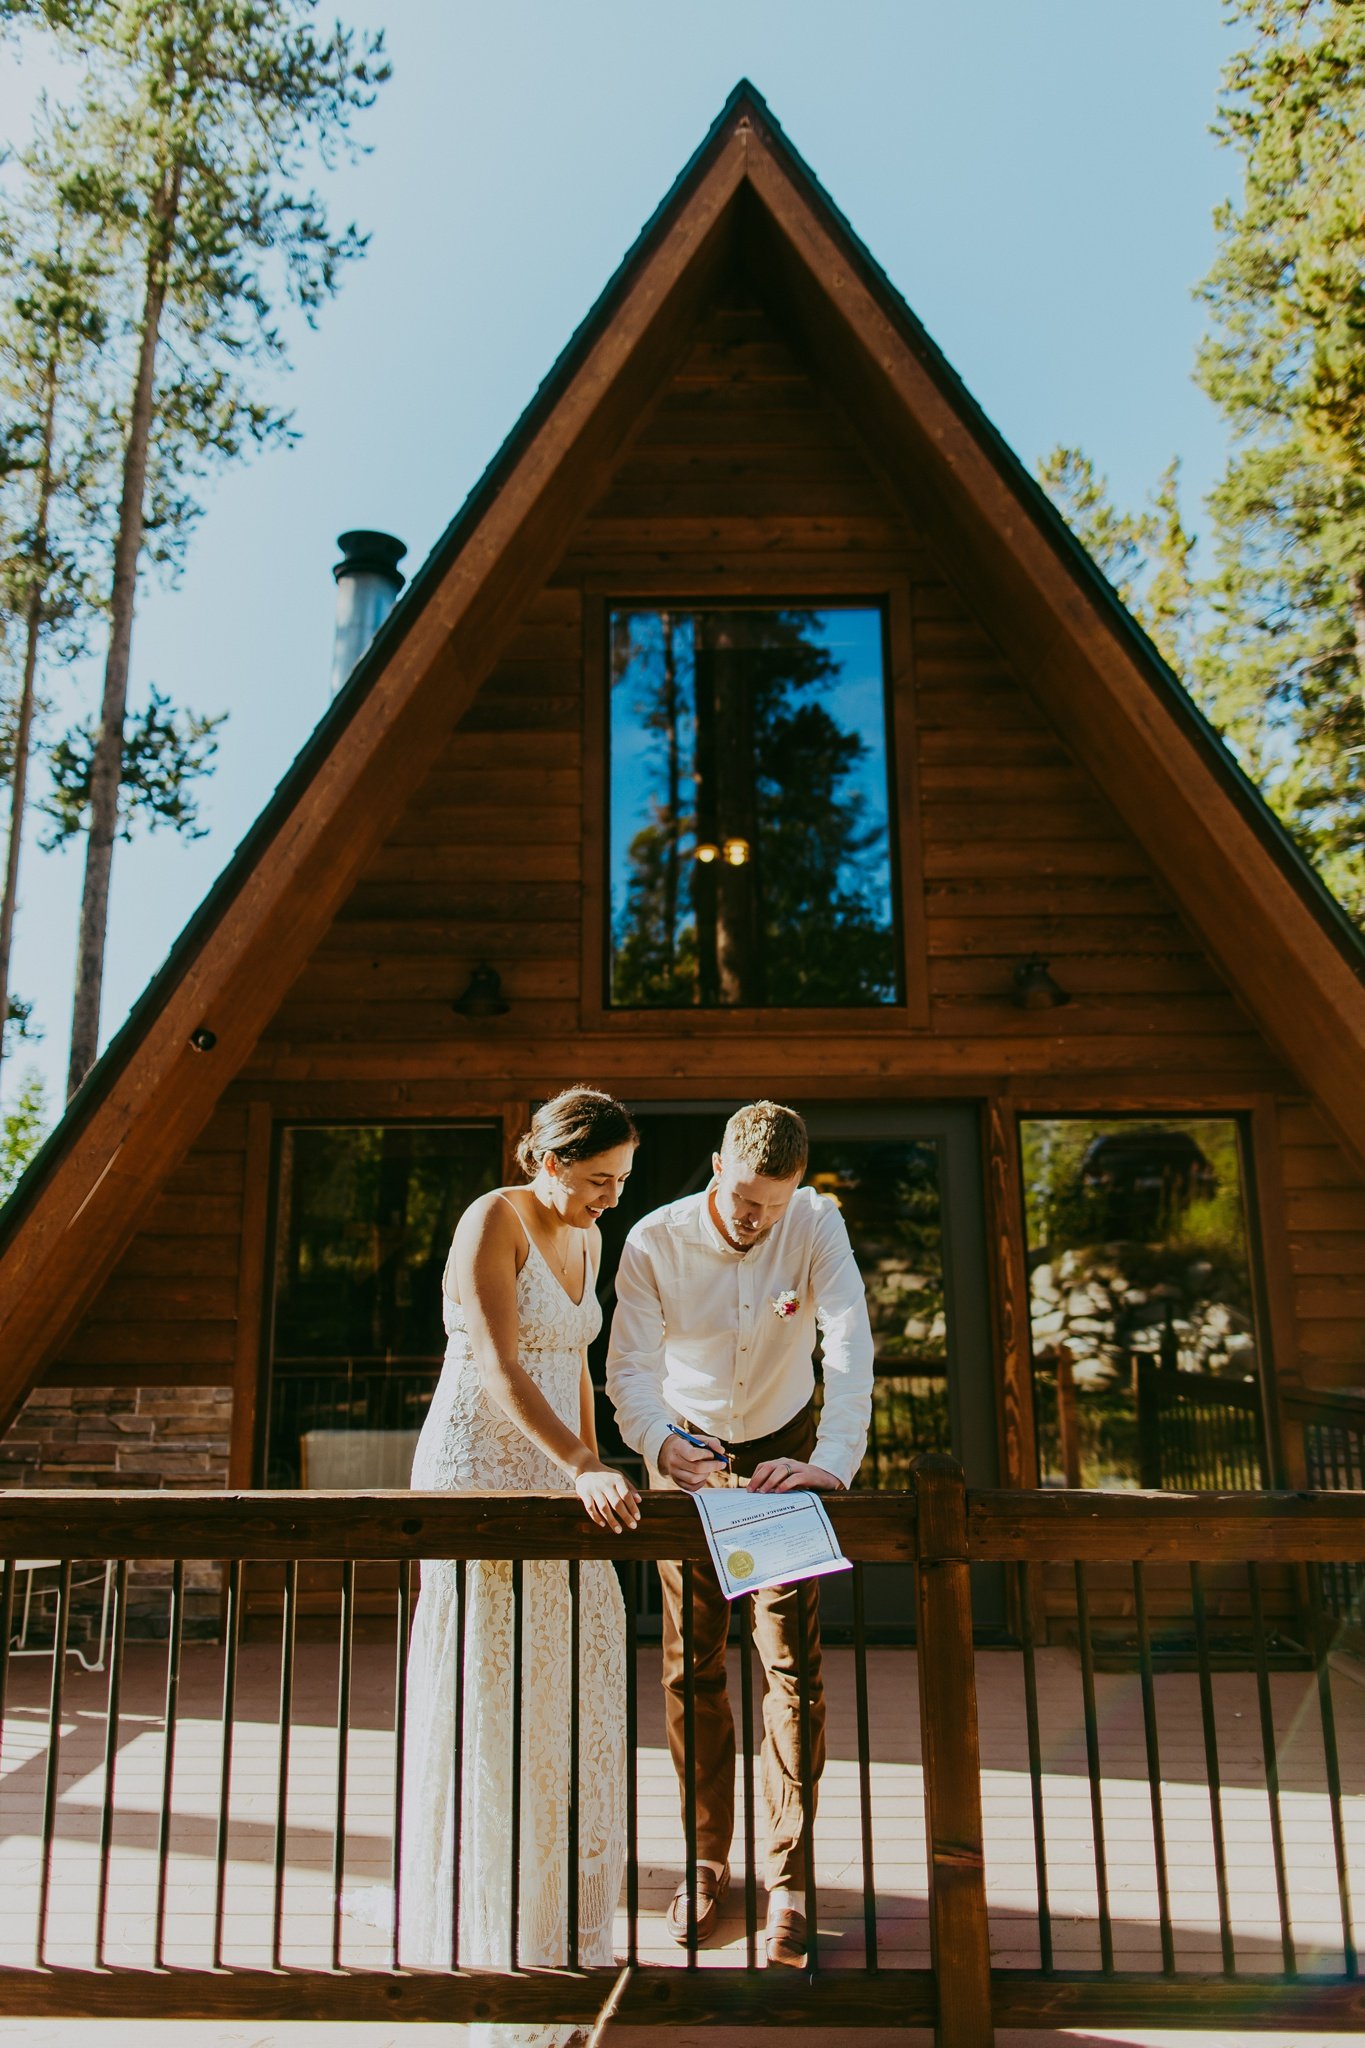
[539, 1156, 568, 1222]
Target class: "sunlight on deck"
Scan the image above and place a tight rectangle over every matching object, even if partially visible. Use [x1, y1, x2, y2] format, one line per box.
[2, 1644, 1362, 1979]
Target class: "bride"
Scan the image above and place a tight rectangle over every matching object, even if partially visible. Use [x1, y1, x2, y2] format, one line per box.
[396, 1085, 640, 1987]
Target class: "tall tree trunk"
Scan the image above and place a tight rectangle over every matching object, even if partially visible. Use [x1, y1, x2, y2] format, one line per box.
[66, 163, 181, 1097]
[1351, 571, 1365, 727]
[660, 612, 679, 975]
[693, 618, 719, 1007]
[714, 616, 761, 1005]
[0, 353, 58, 1087]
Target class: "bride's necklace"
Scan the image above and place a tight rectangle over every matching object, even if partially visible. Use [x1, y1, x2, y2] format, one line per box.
[532, 1190, 577, 1278]
[545, 1228, 575, 1278]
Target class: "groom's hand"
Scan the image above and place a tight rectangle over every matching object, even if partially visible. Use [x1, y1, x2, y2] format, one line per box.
[658, 1430, 728, 1492]
[748, 1459, 843, 1494]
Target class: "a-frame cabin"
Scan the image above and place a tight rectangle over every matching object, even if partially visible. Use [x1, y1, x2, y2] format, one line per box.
[4, 87, 1365, 1609]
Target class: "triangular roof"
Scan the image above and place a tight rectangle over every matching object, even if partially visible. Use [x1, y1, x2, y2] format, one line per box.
[2, 81, 1363, 1425]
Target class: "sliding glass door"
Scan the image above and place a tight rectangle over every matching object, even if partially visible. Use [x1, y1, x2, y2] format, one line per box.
[591, 1102, 1000, 1634]
[262, 1122, 501, 1488]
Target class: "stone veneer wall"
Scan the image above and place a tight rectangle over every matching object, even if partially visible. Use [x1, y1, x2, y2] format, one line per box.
[0, 1383, 232, 1489]
[1, 1383, 233, 1642]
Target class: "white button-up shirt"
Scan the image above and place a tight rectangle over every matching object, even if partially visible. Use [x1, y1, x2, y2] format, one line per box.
[606, 1182, 874, 1489]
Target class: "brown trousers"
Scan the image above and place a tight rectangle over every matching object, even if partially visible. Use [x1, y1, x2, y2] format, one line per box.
[658, 1400, 826, 1890]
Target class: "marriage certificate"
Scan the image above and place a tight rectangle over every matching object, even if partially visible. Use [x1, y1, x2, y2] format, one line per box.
[692, 1487, 851, 1600]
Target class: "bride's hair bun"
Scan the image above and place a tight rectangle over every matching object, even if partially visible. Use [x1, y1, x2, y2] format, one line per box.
[515, 1086, 638, 1179]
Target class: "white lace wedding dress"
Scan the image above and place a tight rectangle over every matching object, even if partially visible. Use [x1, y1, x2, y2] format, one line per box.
[394, 1224, 627, 1999]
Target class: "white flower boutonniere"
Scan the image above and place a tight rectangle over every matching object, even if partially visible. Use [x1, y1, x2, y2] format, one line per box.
[770, 1289, 801, 1320]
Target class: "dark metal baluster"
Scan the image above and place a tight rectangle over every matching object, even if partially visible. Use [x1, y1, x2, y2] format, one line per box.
[0, 1561, 13, 1937]
[1018, 1563, 1052, 1973]
[392, 1556, 412, 1968]
[212, 1561, 242, 1968]
[1308, 1562, 1357, 1975]
[738, 1582, 758, 1969]
[1189, 1563, 1235, 1974]
[795, 1583, 819, 1973]
[852, 1563, 878, 1972]
[36, 1561, 72, 1964]
[1073, 1561, 1113, 1972]
[95, 1560, 128, 1968]
[1246, 1562, 1295, 1973]
[154, 1560, 185, 1964]
[623, 1559, 639, 1969]
[1132, 1562, 1174, 1974]
[0, 1558, 14, 1769]
[451, 1557, 467, 1971]
[681, 1562, 699, 1966]
[271, 1560, 297, 1970]
[510, 1557, 524, 1969]
[567, 1558, 581, 1970]
[331, 1560, 355, 1971]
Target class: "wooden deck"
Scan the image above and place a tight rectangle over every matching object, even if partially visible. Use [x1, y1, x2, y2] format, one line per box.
[4, 1638, 1363, 1982]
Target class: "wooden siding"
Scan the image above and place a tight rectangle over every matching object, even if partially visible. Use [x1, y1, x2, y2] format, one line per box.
[913, 583, 1272, 1071]
[21, 285, 1365, 1469]
[253, 290, 1283, 1096]
[8, 93, 1365, 1472]
[44, 1105, 248, 1386]
[1278, 1099, 1365, 1391]
[262, 586, 586, 1053]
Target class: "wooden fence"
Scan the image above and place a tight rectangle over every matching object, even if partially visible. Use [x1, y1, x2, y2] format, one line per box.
[2, 1461, 1364, 2044]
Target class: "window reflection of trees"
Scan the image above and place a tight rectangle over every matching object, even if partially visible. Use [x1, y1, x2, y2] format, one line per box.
[1020, 1117, 1262, 1491]
[808, 1140, 951, 1488]
[266, 1125, 501, 1487]
[608, 607, 898, 1008]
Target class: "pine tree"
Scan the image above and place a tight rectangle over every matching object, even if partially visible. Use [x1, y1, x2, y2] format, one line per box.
[0, 98, 116, 1092]
[1196, 0, 1365, 918]
[1037, 448, 1199, 677]
[30, 0, 389, 1093]
[39, 683, 224, 846]
[0, 1065, 48, 1200]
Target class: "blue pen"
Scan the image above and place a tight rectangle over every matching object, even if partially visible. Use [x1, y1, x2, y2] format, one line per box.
[667, 1422, 730, 1468]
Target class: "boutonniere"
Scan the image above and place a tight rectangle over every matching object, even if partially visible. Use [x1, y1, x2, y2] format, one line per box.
[770, 1290, 801, 1320]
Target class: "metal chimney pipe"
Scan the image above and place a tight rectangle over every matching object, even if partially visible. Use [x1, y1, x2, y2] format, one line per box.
[330, 529, 407, 695]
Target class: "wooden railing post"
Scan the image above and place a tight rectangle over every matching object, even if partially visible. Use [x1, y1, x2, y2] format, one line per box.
[1134, 1351, 1164, 1492]
[1056, 1345, 1082, 1488]
[912, 1454, 993, 2048]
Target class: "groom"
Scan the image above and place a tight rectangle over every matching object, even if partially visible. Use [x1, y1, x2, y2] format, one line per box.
[606, 1101, 873, 1967]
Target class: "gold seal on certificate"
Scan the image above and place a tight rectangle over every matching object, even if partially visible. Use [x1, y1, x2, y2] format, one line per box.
[727, 1549, 755, 1579]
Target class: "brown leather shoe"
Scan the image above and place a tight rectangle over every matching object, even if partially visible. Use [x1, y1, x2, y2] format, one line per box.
[666, 1863, 729, 1945]
[765, 1901, 808, 1968]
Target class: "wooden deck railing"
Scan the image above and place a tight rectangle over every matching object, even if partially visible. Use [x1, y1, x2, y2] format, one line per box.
[2, 1461, 1364, 2043]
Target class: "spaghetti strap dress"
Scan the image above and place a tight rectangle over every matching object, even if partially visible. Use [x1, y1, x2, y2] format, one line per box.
[395, 1215, 627, 1991]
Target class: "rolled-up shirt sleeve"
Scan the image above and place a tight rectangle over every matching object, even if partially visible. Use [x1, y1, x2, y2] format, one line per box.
[809, 1204, 874, 1488]
[605, 1230, 674, 1474]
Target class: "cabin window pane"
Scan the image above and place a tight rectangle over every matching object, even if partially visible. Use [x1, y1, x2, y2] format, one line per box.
[1019, 1116, 1265, 1491]
[807, 1137, 951, 1486]
[608, 605, 900, 1007]
[264, 1122, 501, 1486]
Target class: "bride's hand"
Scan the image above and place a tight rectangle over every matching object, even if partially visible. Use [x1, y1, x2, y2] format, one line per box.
[574, 1461, 642, 1533]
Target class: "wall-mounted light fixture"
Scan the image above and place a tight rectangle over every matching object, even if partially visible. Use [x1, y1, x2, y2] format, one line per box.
[722, 837, 750, 866]
[1011, 956, 1071, 1011]
[452, 964, 510, 1019]
[694, 842, 720, 864]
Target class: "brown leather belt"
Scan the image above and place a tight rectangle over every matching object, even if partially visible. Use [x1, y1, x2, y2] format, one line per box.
[682, 1394, 815, 1461]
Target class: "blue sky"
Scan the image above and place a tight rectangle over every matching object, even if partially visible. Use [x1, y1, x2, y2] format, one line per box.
[1, 0, 1242, 1115]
